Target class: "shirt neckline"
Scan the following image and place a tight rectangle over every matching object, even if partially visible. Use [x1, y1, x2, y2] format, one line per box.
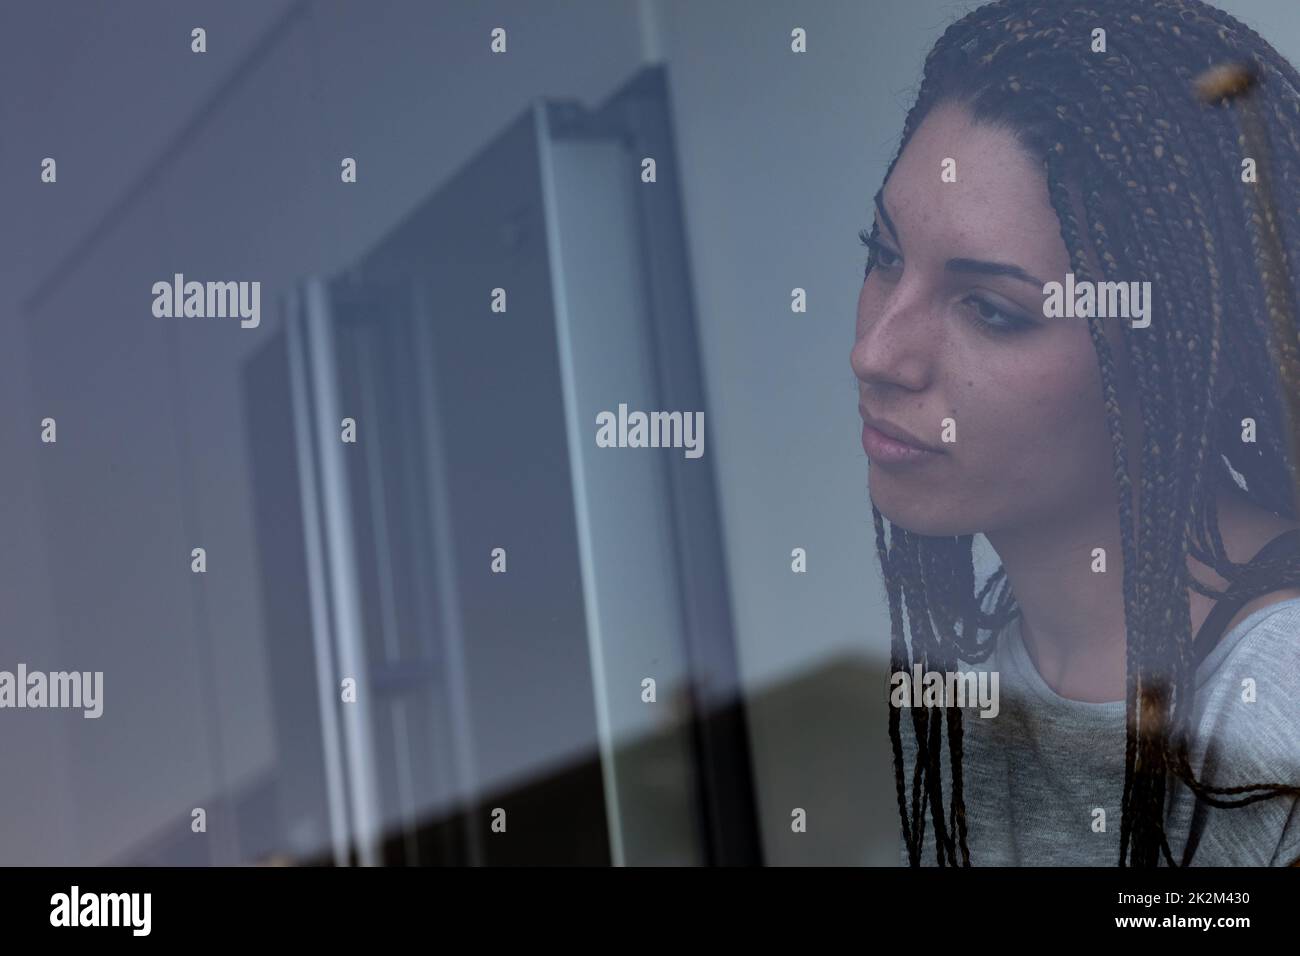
[1001, 597, 1300, 717]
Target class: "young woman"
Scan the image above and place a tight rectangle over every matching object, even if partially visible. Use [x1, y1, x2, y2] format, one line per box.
[850, 0, 1300, 866]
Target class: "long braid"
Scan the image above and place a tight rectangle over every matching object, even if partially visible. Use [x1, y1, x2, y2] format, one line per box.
[873, 0, 1300, 868]
[898, 534, 959, 864]
[1043, 145, 1156, 866]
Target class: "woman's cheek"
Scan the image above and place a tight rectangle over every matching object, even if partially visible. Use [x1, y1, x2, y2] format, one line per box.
[1030, 367, 1117, 489]
[969, 363, 1085, 469]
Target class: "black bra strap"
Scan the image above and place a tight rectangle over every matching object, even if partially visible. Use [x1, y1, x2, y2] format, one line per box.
[1190, 528, 1300, 669]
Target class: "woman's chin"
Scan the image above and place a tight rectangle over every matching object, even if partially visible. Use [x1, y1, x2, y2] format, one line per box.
[868, 485, 972, 537]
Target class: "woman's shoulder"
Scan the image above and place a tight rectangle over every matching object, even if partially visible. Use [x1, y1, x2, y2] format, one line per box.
[1202, 595, 1300, 687]
[1184, 598, 1300, 867]
[1219, 587, 1300, 643]
[1193, 596, 1300, 773]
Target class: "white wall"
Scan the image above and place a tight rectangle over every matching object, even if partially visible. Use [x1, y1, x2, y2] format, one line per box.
[0, 0, 301, 867]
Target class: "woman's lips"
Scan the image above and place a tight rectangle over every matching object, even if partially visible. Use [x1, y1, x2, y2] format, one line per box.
[861, 421, 943, 465]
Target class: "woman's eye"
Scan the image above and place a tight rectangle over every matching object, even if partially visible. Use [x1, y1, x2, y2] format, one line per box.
[963, 296, 1033, 336]
[859, 232, 901, 276]
[873, 245, 900, 269]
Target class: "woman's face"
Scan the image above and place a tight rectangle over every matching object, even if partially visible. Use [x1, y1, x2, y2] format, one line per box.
[851, 101, 1141, 538]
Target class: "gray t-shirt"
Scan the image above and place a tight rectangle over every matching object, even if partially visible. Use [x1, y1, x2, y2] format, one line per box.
[896, 598, 1300, 866]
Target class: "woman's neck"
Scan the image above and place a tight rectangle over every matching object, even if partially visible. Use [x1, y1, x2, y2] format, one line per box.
[986, 497, 1129, 703]
[985, 481, 1300, 704]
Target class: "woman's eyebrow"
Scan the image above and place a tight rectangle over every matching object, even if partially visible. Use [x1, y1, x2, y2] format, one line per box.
[873, 189, 900, 242]
[875, 189, 1047, 289]
[945, 257, 1047, 289]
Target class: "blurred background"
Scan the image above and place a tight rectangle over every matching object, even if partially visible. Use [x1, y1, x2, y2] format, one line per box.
[1, 0, 1297, 867]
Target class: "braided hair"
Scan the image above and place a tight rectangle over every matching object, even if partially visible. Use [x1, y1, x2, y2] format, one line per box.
[871, 0, 1300, 867]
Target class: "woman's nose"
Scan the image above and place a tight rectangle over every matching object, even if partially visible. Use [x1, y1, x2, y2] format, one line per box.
[850, 282, 936, 392]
